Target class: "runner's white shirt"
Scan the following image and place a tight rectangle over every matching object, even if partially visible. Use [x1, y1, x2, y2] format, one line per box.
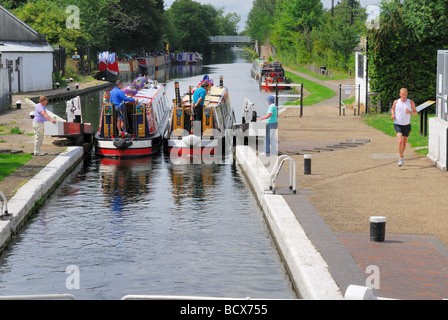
[394, 99, 412, 125]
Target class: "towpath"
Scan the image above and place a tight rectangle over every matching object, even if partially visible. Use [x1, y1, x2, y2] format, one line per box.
[275, 67, 448, 299]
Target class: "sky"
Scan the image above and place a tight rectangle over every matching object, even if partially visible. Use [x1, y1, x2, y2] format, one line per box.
[163, 0, 383, 32]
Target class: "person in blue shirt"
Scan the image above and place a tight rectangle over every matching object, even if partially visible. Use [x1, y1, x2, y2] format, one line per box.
[193, 81, 210, 122]
[257, 95, 278, 156]
[110, 80, 135, 136]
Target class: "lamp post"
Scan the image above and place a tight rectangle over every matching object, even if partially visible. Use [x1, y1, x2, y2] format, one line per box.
[365, 36, 369, 114]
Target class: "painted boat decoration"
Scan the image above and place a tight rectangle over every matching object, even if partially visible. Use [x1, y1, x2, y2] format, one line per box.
[95, 77, 170, 158]
[164, 76, 235, 157]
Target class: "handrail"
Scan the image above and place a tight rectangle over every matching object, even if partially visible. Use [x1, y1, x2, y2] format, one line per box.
[0, 191, 8, 218]
[269, 83, 304, 117]
[269, 155, 296, 194]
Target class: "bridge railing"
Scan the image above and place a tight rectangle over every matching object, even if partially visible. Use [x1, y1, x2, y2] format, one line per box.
[209, 36, 253, 44]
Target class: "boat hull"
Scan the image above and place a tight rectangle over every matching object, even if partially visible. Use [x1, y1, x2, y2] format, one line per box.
[165, 136, 220, 157]
[95, 136, 163, 158]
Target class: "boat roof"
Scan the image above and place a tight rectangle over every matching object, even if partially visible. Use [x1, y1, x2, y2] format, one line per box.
[132, 83, 165, 104]
[181, 86, 226, 107]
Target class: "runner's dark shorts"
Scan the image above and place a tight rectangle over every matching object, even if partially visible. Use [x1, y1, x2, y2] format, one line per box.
[394, 124, 412, 137]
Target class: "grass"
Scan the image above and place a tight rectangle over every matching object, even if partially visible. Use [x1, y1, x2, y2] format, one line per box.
[292, 65, 353, 81]
[0, 153, 33, 183]
[362, 113, 432, 156]
[285, 71, 336, 106]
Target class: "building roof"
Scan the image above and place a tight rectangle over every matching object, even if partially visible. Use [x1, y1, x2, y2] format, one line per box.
[0, 41, 53, 53]
[0, 5, 47, 42]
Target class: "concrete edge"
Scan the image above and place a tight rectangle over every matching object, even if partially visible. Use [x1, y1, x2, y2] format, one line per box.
[235, 145, 343, 300]
[0, 146, 84, 250]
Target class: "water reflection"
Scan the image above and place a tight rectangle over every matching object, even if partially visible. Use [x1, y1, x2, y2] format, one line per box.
[99, 158, 154, 215]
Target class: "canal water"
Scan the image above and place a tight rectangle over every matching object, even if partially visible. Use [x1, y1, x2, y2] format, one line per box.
[0, 48, 297, 299]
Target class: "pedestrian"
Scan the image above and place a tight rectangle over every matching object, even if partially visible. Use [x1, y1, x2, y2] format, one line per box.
[258, 95, 278, 156]
[391, 88, 418, 167]
[110, 80, 136, 136]
[33, 96, 56, 156]
[193, 81, 210, 123]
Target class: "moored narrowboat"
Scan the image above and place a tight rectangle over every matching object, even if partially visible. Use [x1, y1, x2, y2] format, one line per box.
[251, 58, 266, 81]
[95, 77, 170, 158]
[164, 77, 235, 157]
[259, 61, 288, 91]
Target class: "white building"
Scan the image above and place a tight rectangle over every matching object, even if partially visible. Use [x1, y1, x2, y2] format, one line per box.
[0, 5, 53, 93]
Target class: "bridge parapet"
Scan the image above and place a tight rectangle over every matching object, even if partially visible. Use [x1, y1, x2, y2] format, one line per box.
[209, 36, 253, 45]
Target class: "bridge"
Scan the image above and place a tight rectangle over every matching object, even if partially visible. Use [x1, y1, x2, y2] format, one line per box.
[209, 36, 254, 46]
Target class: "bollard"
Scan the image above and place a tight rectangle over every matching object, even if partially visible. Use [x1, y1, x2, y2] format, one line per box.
[16, 101, 21, 110]
[76, 83, 79, 89]
[304, 154, 312, 175]
[67, 86, 70, 91]
[370, 216, 386, 242]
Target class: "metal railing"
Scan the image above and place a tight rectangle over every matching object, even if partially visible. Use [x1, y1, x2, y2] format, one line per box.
[339, 84, 361, 116]
[269, 155, 296, 194]
[270, 83, 304, 118]
[0, 191, 8, 219]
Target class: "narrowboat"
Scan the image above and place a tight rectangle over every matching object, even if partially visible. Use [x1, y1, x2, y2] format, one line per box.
[259, 61, 288, 91]
[164, 77, 235, 157]
[95, 77, 170, 158]
[251, 58, 266, 81]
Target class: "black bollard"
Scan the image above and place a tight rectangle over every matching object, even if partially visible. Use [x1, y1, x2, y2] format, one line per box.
[304, 154, 312, 175]
[370, 216, 386, 242]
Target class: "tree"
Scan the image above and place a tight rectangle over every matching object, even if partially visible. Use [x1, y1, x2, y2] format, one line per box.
[246, 0, 277, 43]
[166, 0, 240, 52]
[271, 0, 323, 64]
[12, 0, 86, 52]
[109, 0, 166, 53]
[368, 0, 448, 109]
[313, 0, 364, 70]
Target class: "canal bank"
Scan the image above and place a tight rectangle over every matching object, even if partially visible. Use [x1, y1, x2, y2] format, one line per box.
[0, 147, 84, 250]
[0, 81, 108, 250]
[235, 146, 343, 300]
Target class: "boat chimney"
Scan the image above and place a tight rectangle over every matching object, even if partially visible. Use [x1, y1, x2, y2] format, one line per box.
[220, 75, 223, 88]
[175, 82, 182, 108]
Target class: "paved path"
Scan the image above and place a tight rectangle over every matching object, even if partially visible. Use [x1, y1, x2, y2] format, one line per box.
[275, 69, 448, 299]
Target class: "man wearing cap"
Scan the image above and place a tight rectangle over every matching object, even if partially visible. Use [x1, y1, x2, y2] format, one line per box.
[110, 80, 136, 136]
[258, 95, 278, 156]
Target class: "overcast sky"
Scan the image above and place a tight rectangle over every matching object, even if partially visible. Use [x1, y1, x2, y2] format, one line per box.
[163, 0, 383, 32]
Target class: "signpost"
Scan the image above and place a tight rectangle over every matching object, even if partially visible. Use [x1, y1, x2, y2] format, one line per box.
[416, 101, 435, 136]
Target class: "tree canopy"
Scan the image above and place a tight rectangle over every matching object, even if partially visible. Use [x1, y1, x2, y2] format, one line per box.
[368, 0, 448, 109]
[3, 0, 240, 54]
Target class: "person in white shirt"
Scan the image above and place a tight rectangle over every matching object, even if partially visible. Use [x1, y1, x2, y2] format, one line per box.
[390, 88, 418, 167]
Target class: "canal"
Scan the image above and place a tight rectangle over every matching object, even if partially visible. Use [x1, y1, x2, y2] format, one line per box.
[0, 48, 298, 300]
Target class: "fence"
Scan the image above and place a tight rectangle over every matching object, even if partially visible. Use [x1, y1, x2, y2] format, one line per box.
[0, 68, 11, 112]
